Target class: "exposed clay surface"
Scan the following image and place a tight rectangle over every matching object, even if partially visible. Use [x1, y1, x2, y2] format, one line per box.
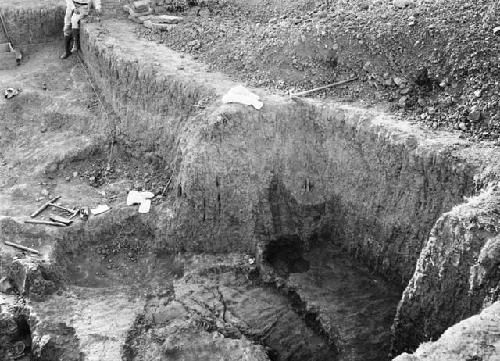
[276, 246, 402, 361]
[124, 254, 337, 361]
[394, 301, 500, 361]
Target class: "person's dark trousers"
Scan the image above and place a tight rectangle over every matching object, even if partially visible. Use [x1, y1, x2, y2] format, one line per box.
[60, 35, 72, 59]
[72, 28, 81, 53]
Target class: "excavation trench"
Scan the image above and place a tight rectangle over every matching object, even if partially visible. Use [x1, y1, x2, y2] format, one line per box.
[1, 210, 401, 361]
[1, 14, 500, 361]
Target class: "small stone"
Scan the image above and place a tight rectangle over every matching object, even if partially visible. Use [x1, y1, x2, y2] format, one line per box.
[398, 96, 408, 108]
[400, 87, 411, 95]
[494, 26, 500, 35]
[474, 89, 482, 98]
[46, 163, 58, 173]
[469, 110, 482, 122]
[393, 0, 412, 9]
[65, 177, 71, 182]
[393, 77, 405, 87]
[41, 189, 49, 196]
[458, 122, 468, 131]
[73, 171, 78, 178]
[89, 176, 96, 182]
[133, 0, 150, 12]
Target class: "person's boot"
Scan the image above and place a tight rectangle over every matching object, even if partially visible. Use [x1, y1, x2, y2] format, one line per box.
[71, 28, 80, 53]
[60, 35, 72, 59]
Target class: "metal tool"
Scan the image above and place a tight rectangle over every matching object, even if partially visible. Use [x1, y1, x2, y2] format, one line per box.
[49, 214, 73, 226]
[288, 77, 359, 98]
[49, 203, 78, 216]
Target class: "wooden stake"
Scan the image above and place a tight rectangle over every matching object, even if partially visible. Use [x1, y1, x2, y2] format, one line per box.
[24, 219, 66, 227]
[4, 240, 40, 255]
[289, 77, 359, 98]
[30, 196, 61, 218]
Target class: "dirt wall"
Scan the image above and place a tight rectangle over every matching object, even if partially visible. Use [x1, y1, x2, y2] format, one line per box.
[0, 2, 65, 46]
[81, 20, 483, 285]
[393, 301, 500, 361]
[80, 25, 213, 161]
[392, 189, 500, 354]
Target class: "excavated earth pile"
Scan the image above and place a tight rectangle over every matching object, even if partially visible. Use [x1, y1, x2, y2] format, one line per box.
[0, 3, 500, 361]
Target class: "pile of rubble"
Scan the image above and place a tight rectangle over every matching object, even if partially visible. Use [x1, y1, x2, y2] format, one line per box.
[123, 0, 184, 31]
[134, 0, 500, 141]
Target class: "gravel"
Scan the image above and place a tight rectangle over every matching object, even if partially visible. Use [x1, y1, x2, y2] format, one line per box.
[136, 0, 500, 141]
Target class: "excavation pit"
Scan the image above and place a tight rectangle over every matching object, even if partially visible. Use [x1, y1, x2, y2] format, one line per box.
[1, 208, 402, 361]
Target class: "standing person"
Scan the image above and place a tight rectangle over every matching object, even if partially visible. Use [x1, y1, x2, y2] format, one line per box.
[60, 0, 93, 59]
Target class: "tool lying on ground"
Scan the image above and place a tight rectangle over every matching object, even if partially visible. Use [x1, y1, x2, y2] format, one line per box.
[49, 214, 73, 226]
[30, 196, 79, 220]
[3, 240, 40, 255]
[30, 196, 61, 217]
[288, 77, 359, 98]
[28, 196, 80, 227]
[0, 10, 22, 68]
[25, 219, 67, 227]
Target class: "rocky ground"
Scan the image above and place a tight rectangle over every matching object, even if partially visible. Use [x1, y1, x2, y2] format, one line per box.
[136, 0, 500, 141]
